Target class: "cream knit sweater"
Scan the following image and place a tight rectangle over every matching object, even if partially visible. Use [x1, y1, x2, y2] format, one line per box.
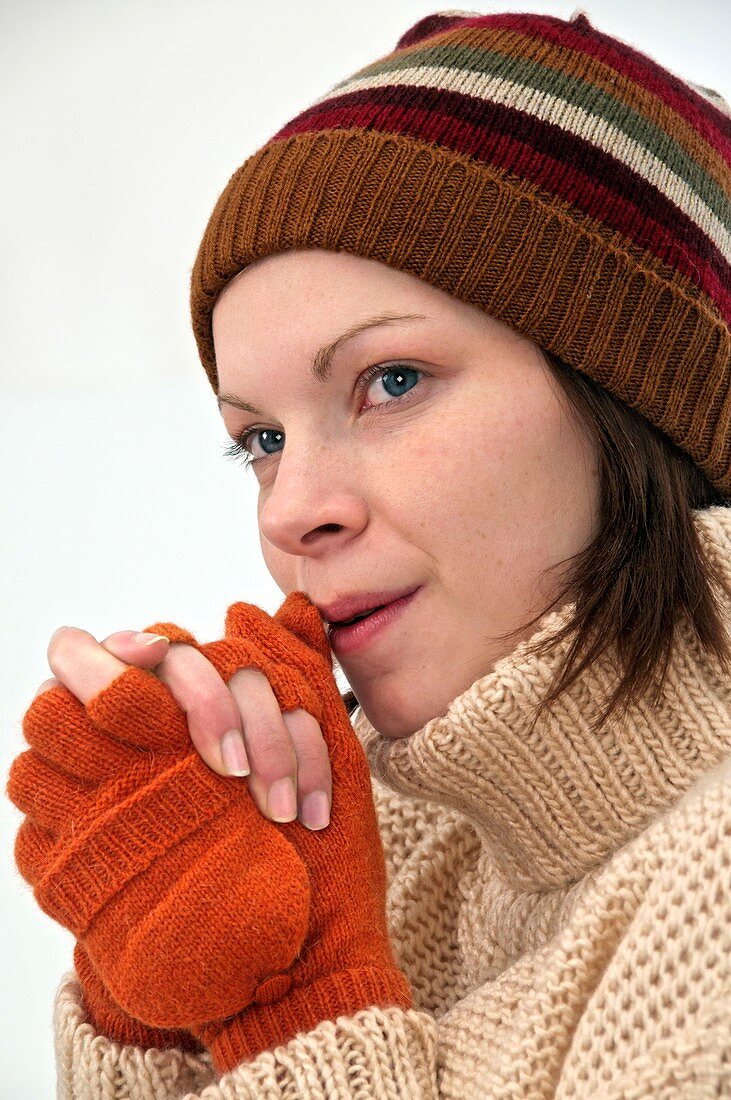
[54, 506, 731, 1099]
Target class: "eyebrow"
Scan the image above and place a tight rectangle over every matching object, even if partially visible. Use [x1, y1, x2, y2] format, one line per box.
[216, 312, 428, 414]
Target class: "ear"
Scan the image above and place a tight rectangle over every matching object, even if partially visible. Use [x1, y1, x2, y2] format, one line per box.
[273, 591, 333, 664]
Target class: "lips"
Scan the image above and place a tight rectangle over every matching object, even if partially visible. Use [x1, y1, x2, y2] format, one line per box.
[326, 588, 422, 656]
[317, 586, 421, 627]
[325, 603, 386, 637]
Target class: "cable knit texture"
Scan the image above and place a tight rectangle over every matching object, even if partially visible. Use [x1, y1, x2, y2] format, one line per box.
[48, 504, 731, 1097]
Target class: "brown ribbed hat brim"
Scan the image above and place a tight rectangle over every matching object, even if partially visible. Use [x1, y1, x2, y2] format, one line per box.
[190, 129, 731, 496]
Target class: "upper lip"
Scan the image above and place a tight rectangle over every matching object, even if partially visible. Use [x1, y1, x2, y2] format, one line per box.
[315, 586, 420, 625]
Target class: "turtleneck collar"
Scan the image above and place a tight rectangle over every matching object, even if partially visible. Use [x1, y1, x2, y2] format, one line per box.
[354, 506, 731, 892]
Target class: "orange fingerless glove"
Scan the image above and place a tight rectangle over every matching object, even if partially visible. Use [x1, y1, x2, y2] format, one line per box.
[10, 684, 204, 1053]
[7, 593, 411, 1075]
[72, 944, 204, 1053]
[196, 593, 413, 1071]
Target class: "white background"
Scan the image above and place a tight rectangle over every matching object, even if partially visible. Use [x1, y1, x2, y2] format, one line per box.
[2, 1, 729, 1094]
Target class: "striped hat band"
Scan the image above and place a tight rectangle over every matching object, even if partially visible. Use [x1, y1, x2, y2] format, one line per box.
[190, 9, 731, 497]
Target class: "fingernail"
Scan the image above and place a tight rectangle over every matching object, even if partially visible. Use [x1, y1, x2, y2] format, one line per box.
[50, 626, 69, 641]
[132, 632, 169, 646]
[301, 790, 330, 830]
[267, 777, 297, 822]
[221, 730, 250, 776]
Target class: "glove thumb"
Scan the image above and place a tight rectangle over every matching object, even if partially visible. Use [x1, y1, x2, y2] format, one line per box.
[273, 591, 332, 663]
[224, 593, 332, 664]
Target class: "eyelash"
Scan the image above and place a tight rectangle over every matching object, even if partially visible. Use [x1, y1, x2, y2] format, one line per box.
[221, 362, 422, 470]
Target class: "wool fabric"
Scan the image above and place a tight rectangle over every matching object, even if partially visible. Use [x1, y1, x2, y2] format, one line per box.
[52, 504, 731, 1097]
[189, 9, 731, 497]
[8, 596, 411, 1075]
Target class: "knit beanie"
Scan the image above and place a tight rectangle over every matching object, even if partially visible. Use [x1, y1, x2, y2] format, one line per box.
[189, 9, 731, 498]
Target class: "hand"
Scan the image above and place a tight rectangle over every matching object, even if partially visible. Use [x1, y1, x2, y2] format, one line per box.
[195, 594, 413, 1070]
[40, 617, 333, 831]
[8, 640, 313, 1054]
[11, 666, 206, 1051]
[9, 593, 411, 1073]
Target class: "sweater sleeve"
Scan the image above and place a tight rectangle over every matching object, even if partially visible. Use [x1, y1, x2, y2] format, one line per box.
[54, 972, 439, 1099]
[52, 777, 442, 1099]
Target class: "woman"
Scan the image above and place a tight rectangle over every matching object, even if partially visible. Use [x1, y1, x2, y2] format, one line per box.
[8, 9, 731, 1098]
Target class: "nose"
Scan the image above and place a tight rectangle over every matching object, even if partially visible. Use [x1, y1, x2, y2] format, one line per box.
[257, 435, 369, 557]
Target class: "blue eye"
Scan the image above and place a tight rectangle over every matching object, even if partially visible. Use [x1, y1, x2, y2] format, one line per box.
[222, 428, 284, 470]
[222, 362, 422, 470]
[361, 363, 421, 407]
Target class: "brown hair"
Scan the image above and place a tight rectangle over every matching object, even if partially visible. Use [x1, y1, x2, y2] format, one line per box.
[340, 352, 731, 736]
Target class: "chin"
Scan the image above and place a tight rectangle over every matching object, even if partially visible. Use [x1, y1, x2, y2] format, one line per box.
[354, 694, 429, 740]
[354, 667, 480, 737]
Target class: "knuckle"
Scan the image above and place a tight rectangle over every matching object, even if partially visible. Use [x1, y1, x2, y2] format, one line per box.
[282, 711, 330, 780]
[155, 641, 196, 668]
[293, 708, 325, 735]
[284, 707, 325, 743]
[244, 723, 296, 776]
[186, 688, 227, 721]
[296, 738, 329, 773]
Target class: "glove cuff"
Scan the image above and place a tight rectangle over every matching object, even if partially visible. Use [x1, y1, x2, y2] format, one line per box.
[37, 753, 233, 936]
[202, 965, 413, 1074]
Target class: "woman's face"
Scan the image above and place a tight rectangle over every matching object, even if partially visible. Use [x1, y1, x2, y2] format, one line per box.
[213, 249, 600, 738]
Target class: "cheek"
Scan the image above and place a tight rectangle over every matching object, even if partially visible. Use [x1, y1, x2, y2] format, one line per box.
[419, 389, 591, 563]
[405, 401, 513, 523]
[374, 428, 468, 536]
[258, 524, 295, 594]
[455, 385, 589, 509]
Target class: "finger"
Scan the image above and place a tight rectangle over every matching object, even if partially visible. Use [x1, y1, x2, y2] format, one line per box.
[226, 667, 300, 823]
[23, 685, 140, 783]
[14, 818, 57, 886]
[34, 678, 60, 699]
[201, 638, 324, 723]
[149, 644, 249, 779]
[47, 627, 190, 753]
[272, 591, 332, 663]
[7, 750, 93, 833]
[281, 708, 332, 830]
[224, 599, 330, 674]
[97, 630, 171, 668]
[47, 627, 129, 705]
